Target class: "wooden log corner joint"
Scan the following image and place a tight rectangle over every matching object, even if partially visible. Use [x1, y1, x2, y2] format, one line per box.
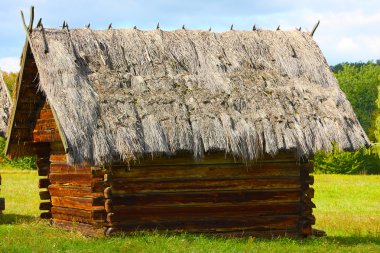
[4, 11, 369, 237]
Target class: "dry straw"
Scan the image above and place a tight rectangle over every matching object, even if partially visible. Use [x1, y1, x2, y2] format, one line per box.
[28, 28, 369, 165]
[0, 72, 12, 137]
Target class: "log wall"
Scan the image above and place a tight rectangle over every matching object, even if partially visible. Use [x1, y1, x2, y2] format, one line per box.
[33, 100, 60, 219]
[104, 153, 315, 237]
[31, 101, 107, 232]
[8, 42, 315, 237]
[7, 43, 46, 158]
[47, 142, 107, 235]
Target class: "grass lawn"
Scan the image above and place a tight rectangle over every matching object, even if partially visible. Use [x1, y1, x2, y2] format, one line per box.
[0, 168, 379, 252]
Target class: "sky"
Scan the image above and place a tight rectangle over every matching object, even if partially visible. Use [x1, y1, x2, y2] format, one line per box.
[1, 0, 380, 72]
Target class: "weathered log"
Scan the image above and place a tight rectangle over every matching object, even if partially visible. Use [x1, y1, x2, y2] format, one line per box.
[115, 152, 300, 167]
[50, 141, 65, 152]
[0, 198, 4, 211]
[40, 212, 52, 219]
[39, 201, 52, 210]
[52, 213, 103, 225]
[50, 153, 67, 163]
[39, 178, 50, 188]
[106, 202, 302, 222]
[49, 173, 102, 186]
[51, 196, 104, 210]
[105, 189, 301, 207]
[108, 163, 301, 179]
[104, 187, 112, 199]
[48, 185, 103, 197]
[51, 206, 106, 220]
[39, 190, 51, 200]
[305, 187, 314, 198]
[37, 166, 49, 176]
[106, 214, 300, 231]
[49, 164, 92, 173]
[36, 157, 50, 169]
[109, 177, 302, 193]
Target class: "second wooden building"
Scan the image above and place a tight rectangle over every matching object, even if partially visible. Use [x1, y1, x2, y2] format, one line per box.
[5, 22, 369, 236]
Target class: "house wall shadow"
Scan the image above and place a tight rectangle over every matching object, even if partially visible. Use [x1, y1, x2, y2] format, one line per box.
[325, 235, 380, 246]
[0, 213, 37, 225]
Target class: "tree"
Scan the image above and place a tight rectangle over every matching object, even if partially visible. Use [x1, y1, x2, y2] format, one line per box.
[335, 63, 380, 141]
[370, 85, 380, 157]
[2, 71, 18, 95]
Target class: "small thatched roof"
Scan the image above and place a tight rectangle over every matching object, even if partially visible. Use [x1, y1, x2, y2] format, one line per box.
[0, 72, 12, 137]
[13, 27, 370, 165]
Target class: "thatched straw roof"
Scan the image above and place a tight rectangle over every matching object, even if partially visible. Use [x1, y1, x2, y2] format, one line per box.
[23, 27, 368, 165]
[0, 72, 11, 137]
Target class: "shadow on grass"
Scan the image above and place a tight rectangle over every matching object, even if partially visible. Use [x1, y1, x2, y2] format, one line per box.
[0, 213, 37, 225]
[325, 235, 380, 246]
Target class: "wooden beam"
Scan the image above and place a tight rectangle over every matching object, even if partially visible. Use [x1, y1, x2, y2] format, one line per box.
[310, 20, 320, 37]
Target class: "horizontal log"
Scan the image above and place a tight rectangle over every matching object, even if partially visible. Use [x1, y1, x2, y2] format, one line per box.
[106, 189, 301, 207]
[116, 152, 301, 167]
[49, 164, 92, 174]
[10, 128, 33, 141]
[305, 188, 314, 198]
[51, 196, 105, 210]
[51, 206, 106, 220]
[301, 224, 312, 236]
[104, 187, 112, 199]
[50, 153, 67, 163]
[303, 199, 316, 209]
[52, 213, 103, 225]
[39, 190, 51, 200]
[307, 176, 314, 185]
[110, 177, 301, 193]
[303, 214, 316, 225]
[39, 109, 53, 119]
[36, 158, 50, 169]
[49, 173, 101, 186]
[50, 141, 66, 153]
[52, 219, 105, 236]
[107, 163, 301, 181]
[38, 166, 49, 177]
[107, 202, 302, 221]
[40, 212, 52, 219]
[105, 226, 299, 238]
[107, 214, 300, 232]
[39, 201, 52, 210]
[93, 181, 109, 193]
[39, 178, 50, 189]
[48, 185, 104, 197]
[33, 131, 61, 143]
[34, 118, 56, 129]
[0, 198, 4, 211]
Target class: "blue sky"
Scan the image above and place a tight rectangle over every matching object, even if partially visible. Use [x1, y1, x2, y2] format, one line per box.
[1, 0, 380, 72]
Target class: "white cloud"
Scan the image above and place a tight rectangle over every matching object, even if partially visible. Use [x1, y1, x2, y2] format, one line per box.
[297, 8, 380, 63]
[0, 57, 20, 73]
[2, 1, 380, 65]
[336, 37, 359, 53]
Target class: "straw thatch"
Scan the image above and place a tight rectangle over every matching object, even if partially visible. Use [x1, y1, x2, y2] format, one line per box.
[0, 72, 11, 137]
[25, 28, 369, 165]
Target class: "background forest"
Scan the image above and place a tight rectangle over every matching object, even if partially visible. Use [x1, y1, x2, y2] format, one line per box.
[1, 62, 380, 173]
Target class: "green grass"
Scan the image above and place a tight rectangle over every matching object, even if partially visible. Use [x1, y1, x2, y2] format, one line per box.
[0, 170, 379, 253]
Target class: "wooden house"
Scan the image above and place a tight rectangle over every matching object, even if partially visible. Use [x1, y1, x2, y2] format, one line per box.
[5, 18, 369, 237]
[0, 71, 11, 213]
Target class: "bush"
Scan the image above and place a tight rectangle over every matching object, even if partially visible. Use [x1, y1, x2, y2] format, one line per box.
[313, 145, 380, 174]
[0, 137, 37, 170]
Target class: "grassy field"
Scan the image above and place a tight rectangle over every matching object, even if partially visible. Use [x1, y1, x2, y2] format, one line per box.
[0, 168, 379, 253]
